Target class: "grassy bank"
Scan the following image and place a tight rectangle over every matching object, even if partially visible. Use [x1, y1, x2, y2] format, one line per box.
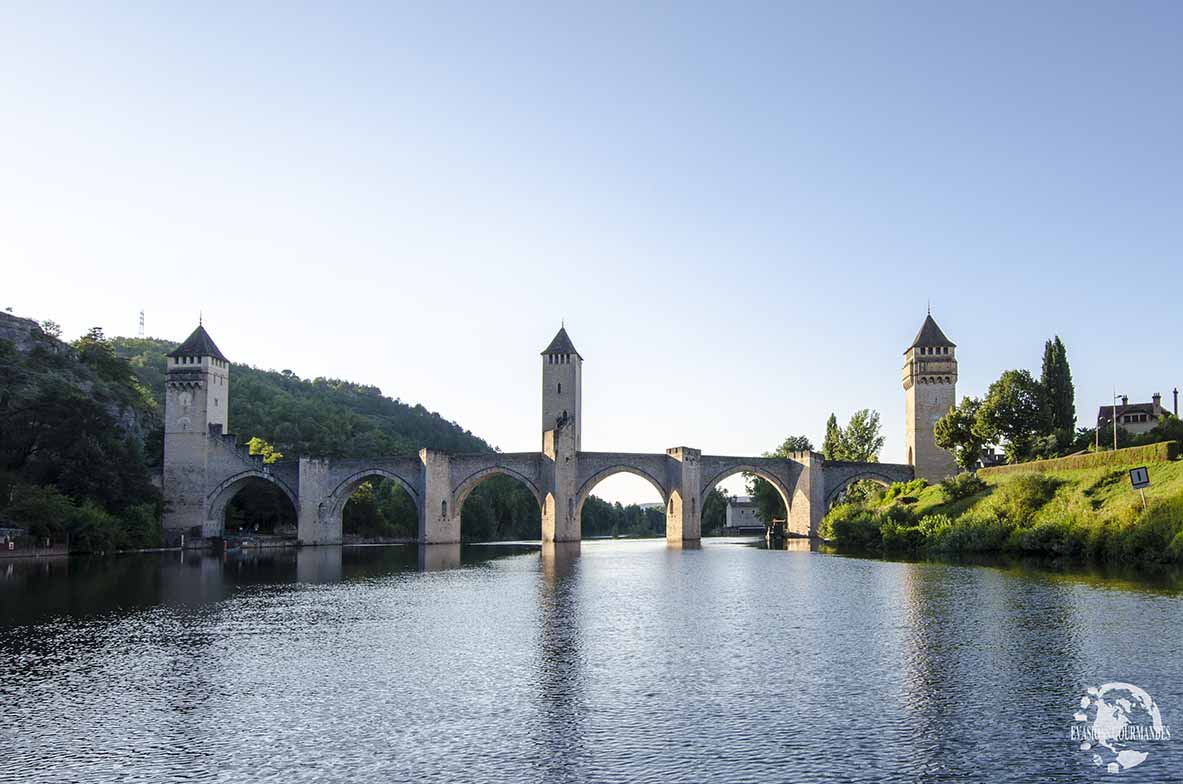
[824, 445, 1183, 565]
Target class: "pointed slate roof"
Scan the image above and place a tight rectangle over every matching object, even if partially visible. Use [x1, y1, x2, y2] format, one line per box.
[907, 314, 955, 353]
[541, 326, 581, 359]
[168, 324, 228, 361]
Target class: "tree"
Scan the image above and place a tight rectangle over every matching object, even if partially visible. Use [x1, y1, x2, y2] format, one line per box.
[1040, 336, 1075, 435]
[247, 436, 284, 464]
[747, 435, 814, 523]
[821, 413, 841, 460]
[838, 409, 884, 463]
[934, 396, 984, 471]
[700, 487, 731, 535]
[771, 435, 814, 455]
[973, 369, 1053, 463]
[40, 320, 62, 339]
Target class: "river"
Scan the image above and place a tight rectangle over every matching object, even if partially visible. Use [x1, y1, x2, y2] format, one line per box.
[1, 539, 1181, 783]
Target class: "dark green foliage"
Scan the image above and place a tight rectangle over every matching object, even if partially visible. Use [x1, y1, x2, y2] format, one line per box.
[926, 511, 1012, 553]
[580, 496, 665, 538]
[973, 369, 1053, 463]
[940, 472, 987, 502]
[824, 504, 882, 549]
[821, 414, 841, 460]
[1040, 336, 1076, 435]
[3, 485, 161, 551]
[459, 475, 541, 541]
[700, 487, 730, 535]
[837, 409, 885, 462]
[934, 396, 984, 470]
[340, 480, 418, 539]
[0, 328, 163, 551]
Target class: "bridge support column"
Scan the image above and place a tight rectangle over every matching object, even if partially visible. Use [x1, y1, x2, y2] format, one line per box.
[297, 458, 338, 545]
[420, 449, 459, 544]
[788, 452, 826, 537]
[542, 427, 580, 542]
[665, 447, 702, 543]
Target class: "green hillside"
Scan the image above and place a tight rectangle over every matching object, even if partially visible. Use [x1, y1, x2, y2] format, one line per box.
[112, 336, 491, 458]
[825, 443, 1183, 564]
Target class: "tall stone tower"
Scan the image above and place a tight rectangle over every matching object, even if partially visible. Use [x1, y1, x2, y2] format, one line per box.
[902, 312, 958, 481]
[540, 326, 582, 451]
[162, 324, 230, 541]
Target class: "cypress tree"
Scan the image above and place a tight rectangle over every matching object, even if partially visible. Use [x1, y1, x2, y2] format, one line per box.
[1040, 336, 1076, 434]
[822, 413, 842, 460]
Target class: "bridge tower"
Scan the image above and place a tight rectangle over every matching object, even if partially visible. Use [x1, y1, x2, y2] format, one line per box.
[162, 323, 230, 543]
[902, 311, 958, 481]
[541, 325, 581, 451]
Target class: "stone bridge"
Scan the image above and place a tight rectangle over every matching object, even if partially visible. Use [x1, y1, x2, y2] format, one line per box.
[186, 425, 912, 545]
[162, 324, 913, 546]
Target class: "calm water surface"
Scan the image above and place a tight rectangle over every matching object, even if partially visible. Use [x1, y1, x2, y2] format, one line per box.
[2, 540, 1182, 783]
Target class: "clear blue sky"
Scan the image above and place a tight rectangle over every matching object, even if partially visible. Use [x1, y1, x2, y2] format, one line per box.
[3, 3, 1180, 503]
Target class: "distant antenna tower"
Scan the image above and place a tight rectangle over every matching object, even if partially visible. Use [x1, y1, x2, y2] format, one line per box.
[138, 309, 145, 338]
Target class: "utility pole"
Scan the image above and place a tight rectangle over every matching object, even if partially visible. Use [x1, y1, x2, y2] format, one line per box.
[1112, 390, 1123, 452]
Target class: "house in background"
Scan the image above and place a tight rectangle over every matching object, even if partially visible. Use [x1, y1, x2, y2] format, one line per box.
[1096, 389, 1178, 436]
[723, 496, 766, 535]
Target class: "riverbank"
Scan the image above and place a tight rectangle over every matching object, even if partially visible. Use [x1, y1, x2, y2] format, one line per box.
[824, 443, 1183, 565]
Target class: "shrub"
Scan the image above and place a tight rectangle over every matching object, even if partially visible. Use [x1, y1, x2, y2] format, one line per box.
[820, 502, 867, 540]
[830, 515, 883, 550]
[883, 479, 929, 503]
[929, 510, 1013, 553]
[881, 519, 925, 551]
[941, 472, 988, 502]
[67, 500, 121, 552]
[991, 474, 1059, 525]
[2, 484, 74, 541]
[917, 514, 954, 539]
[823, 503, 884, 549]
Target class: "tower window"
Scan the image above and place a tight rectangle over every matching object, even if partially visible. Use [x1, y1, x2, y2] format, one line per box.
[557, 383, 561, 394]
[441, 500, 448, 518]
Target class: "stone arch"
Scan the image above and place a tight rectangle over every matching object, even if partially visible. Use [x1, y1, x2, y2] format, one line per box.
[574, 464, 669, 516]
[451, 465, 544, 512]
[825, 471, 898, 507]
[699, 464, 793, 517]
[206, 470, 299, 537]
[325, 468, 421, 520]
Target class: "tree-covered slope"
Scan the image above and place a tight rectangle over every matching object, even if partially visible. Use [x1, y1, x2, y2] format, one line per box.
[112, 337, 491, 458]
[0, 314, 161, 549]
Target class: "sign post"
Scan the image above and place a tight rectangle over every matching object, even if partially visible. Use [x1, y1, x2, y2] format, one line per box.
[1130, 466, 1150, 509]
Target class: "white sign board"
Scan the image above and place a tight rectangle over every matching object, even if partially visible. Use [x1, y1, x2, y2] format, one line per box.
[1130, 467, 1150, 489]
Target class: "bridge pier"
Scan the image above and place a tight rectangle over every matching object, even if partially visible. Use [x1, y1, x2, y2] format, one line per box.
[665, 447, 702, 543]
[787, 452, 825, 537]
[297, 458, 338, 545]
[420, 449, 459, 544]
[542, 427, 580, 542]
